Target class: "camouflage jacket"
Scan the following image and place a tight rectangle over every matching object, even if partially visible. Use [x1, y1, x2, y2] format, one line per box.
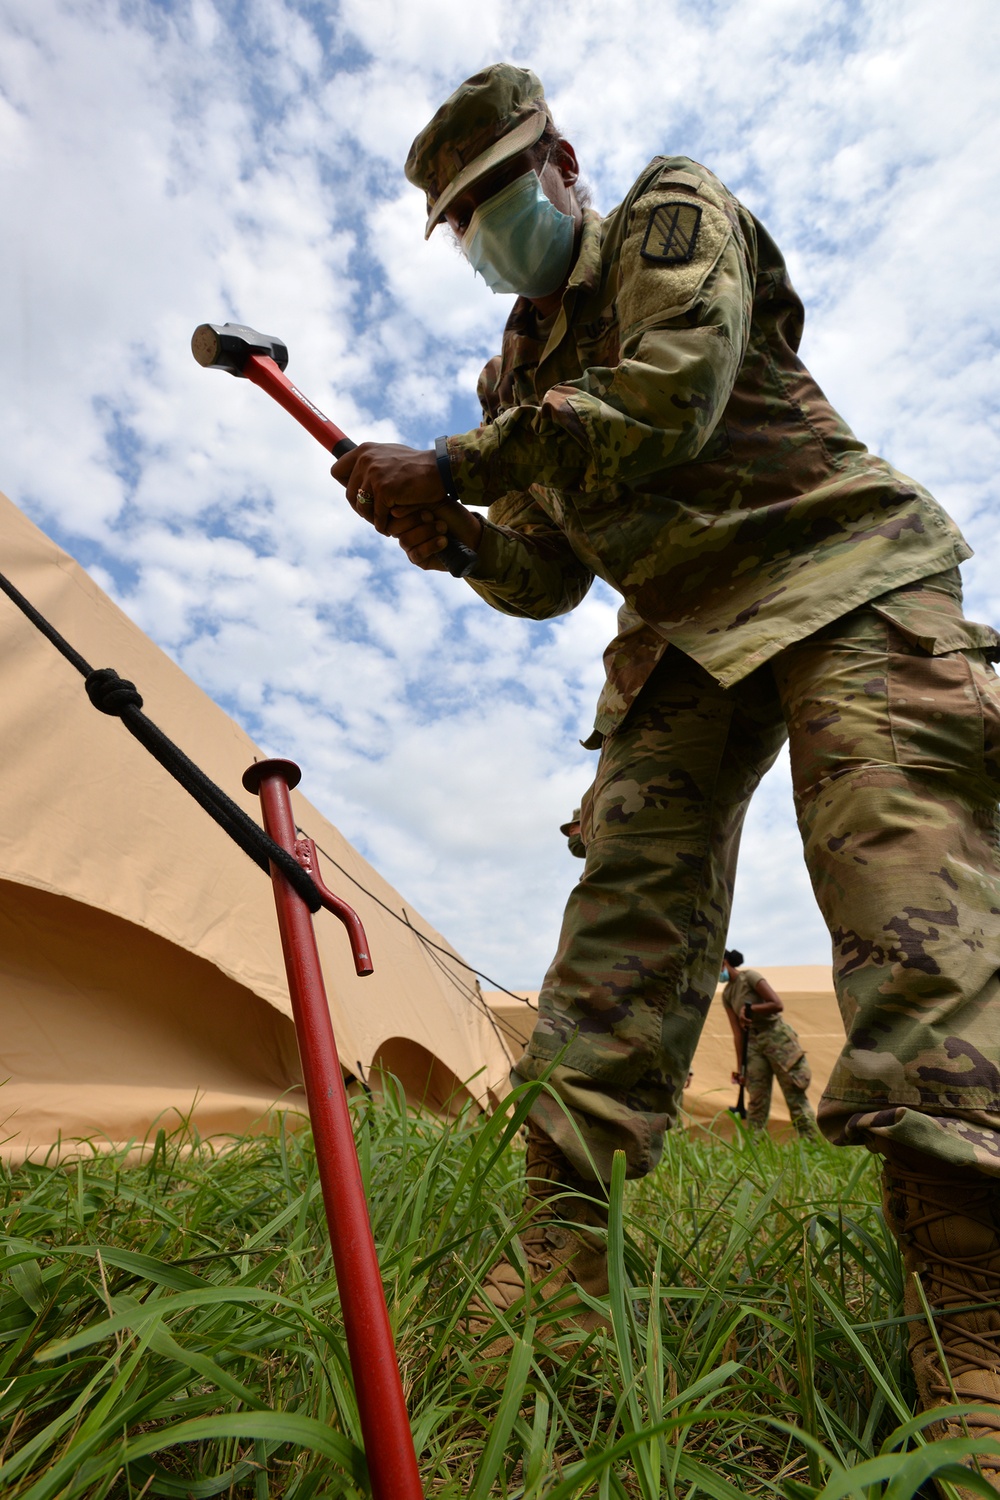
[723, 968, 773, 1027]
[451, 156, 970, 734]
[722, 969, 805, 1063]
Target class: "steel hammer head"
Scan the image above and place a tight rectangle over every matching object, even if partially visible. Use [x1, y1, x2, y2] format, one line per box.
[191, 322, 289, 376]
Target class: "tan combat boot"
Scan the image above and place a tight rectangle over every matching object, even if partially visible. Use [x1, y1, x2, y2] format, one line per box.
[881, 1145, 1000, 1496]
[468, 1122, 610, 1360]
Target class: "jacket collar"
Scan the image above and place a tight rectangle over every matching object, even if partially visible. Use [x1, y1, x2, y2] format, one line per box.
[500, 209, 605, 369]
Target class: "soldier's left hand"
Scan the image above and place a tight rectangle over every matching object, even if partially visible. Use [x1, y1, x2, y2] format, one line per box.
[386, 503, 481, 571]
[331, 442, 444, 534]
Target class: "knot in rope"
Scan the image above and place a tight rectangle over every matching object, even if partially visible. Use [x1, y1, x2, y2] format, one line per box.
[86, 667, 144, 716]
[0, 567, 331, 915]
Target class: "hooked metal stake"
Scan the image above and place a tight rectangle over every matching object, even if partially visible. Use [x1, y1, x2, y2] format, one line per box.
[294, 832, 373, 975]
[242, 757, 423, 1500]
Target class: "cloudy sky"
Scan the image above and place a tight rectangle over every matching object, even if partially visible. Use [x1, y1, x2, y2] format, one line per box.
[1, 0, 998, 991]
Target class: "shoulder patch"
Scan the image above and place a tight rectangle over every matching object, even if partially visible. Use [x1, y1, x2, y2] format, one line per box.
[654, 167, 703, 194]
[640, 202, 702, 265]
[616, 190, 735, 342]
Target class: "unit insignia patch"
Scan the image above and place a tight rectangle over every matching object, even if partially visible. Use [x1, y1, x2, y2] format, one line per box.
[639, 202, 703, 265]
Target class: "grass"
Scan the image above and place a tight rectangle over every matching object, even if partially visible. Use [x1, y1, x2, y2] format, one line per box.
[1, 1081, 998, 1499]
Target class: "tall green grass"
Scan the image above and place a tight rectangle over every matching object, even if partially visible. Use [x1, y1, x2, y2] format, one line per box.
[1, 1084, 997, 1498]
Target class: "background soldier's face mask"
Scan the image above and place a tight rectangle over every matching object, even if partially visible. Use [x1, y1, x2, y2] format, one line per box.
[463, 166, 575, 298]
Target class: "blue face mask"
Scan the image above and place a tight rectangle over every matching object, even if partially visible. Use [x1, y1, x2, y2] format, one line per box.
[464, 167, 575, 299]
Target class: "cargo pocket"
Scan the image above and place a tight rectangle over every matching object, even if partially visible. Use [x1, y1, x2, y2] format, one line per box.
[878, 615, 1000, 805]
[870, 569, 1000, 660]
[973, 651, 1000, 797]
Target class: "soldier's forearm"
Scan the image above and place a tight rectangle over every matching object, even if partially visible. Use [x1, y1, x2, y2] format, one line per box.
[465, 519, 593, 618]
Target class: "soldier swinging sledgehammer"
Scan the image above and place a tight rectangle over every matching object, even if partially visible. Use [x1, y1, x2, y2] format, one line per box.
[330, 63, 1000, 1491]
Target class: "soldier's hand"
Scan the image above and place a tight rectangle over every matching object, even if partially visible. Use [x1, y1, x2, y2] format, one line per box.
[387, 504, 482, 572]
[731, 1070, 745, 1087]
[331, 442, 444, 534]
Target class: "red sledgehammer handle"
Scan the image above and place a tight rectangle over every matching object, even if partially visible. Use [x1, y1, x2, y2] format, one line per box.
[244, 353, 357, 458]
[192, 319, 476, 577]
[245, 355, 477, 579]
[242, 758, 424, 1500]
[244, 354, 476, 577]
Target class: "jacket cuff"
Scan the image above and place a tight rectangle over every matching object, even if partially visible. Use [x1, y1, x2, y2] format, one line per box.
[446, 426, 504, 508]
[466, 518, 518, 582]
[447, 409, 588, 504]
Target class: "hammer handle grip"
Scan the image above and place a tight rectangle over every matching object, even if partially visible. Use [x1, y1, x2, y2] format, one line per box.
[438, 536, 478, 579]
[246, 356, 476, 579]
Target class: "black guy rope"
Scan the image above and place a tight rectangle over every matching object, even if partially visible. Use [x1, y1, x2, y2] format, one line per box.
[308, 836, 540, 1013]
[0, 568, 323, 913]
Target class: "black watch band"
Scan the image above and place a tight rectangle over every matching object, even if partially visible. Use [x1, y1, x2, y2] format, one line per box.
[434, 436, 459, 501]
[432, 436, 477, 578]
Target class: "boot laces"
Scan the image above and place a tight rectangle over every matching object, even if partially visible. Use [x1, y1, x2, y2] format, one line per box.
[479, 1223, 565, 1297]
[521, 1224, 558, 1276]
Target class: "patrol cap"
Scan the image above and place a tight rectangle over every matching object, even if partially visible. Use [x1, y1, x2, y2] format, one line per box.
[559, 808, 582, 836]
[405, 64, 552, 239]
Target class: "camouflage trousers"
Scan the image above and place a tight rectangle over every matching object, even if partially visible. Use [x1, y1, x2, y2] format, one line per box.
[744, 1022, 817, 1137]
[514, 572, 1000, 1180]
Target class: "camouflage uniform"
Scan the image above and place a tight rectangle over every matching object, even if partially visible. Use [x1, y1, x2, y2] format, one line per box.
[438, 153, 1000, 1179]
[722, 967, 817, 1136]
[451, 159, 971, 714]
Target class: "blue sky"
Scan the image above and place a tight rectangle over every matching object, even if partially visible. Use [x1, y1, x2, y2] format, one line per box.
[0, 0, 998, 988]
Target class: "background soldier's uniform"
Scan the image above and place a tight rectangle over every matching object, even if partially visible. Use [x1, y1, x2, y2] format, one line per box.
[444, 153, 1000, 1181]
[722, 967, 816, 1135]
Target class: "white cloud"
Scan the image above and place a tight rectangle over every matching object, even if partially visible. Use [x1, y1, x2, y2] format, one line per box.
[367, 190, 508, 348]
[335, 0, 505, 78]
[0, 0, 997, 998]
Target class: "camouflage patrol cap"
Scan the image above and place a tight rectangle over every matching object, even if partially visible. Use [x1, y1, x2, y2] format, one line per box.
[405, 64, 552, 239]
[561, 807, 586, 859]
[559, 808, 582, 836]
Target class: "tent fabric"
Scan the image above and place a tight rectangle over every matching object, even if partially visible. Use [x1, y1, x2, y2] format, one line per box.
[485, 965, 842, 1141]
[0, 491, 511, 1162]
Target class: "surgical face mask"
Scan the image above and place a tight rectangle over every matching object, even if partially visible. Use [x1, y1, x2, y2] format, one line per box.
[463, 167, 575, 298]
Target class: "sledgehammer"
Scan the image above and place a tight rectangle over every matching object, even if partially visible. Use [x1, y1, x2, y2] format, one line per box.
[191, 321, 477, 578]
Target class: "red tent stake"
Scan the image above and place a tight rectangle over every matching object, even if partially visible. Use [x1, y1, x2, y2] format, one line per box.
[243, 757, 424, 1500]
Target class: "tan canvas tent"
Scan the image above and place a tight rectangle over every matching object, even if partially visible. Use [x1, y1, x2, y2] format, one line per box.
[486, 964, 842, 1140]
[0, 491, 511, 1162]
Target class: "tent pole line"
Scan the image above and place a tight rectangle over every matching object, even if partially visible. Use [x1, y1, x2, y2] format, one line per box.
[242, 757, 424, 1500]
